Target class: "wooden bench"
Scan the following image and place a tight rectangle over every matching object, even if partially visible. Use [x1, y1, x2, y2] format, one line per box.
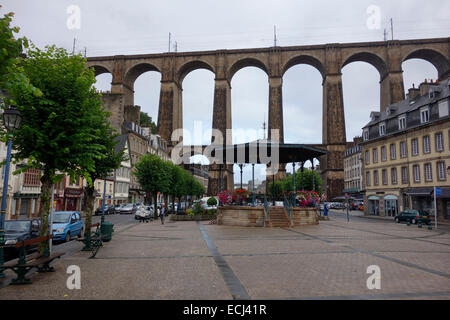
[78, 223, 102, 258]
[0, 235, 64, 285]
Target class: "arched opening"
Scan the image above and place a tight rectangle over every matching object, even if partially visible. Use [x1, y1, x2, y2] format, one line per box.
[342, 61, 380, 140]
[283, 64, 323, 144]
[402, 59, 439, 95]
[182, 69, 215, 148]
[231, 66, 268, 190]
[282, 64, 323, 175]
[94, 73, 112, 92]
[403, 49, 450, 80]
[134, 71, 161, 130]
[228, 58, 268, 82]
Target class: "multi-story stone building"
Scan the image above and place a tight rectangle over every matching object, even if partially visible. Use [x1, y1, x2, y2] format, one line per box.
[124, 120, 148, 204]
[361, 79, 450, 220]
[112, 134, 131, 205]
[343, 137, 364, 199]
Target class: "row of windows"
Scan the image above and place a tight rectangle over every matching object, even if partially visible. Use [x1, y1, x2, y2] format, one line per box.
[115, 182, 129, 194]
[344, 155, 361, 167]
[364, 131, 447, 165]
[344, 167, 362, 180]
[116, 167, 131, 179]
[365, 161, 447, 186]
[345, 180, 362, 190]
[363, 99, 450, 141]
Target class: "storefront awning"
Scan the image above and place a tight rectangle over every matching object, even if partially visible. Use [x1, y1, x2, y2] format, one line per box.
[405, 187, 450, 198]
[405, 187, 433, 196]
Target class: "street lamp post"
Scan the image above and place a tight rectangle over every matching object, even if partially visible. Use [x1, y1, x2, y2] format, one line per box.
[101, 179, 106, 223]
[251, 164, 255, 207]
[0, 105, 21, 278]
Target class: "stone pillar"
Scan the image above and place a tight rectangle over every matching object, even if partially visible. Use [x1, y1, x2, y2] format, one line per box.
[110, 56, 134, 106]
[208, 79, 233, 196]
[157, 81, 182, 147]
[322, 73, 346, 200]
[380, 71, 405, 112]
[268, 76, 286, 181]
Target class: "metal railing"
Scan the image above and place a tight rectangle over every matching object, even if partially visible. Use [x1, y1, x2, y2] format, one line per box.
[263, 195, 269, 221]
[283, 195, 293, 224]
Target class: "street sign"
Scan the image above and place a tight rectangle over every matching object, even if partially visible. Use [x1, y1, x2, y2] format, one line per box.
[108, 195, 111, 199]
[436, 187, 441, 196]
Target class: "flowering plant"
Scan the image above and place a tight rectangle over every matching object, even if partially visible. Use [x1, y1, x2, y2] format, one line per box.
[295, 190, 321, 207]
[232, 188, 249, 203]
[218, 190, 232, 205]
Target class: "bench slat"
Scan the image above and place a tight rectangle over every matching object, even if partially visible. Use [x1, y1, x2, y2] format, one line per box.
[26, 252, 64, 267]
[16, 235, 53, 248]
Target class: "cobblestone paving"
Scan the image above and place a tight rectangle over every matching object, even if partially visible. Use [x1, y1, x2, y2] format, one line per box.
[0, 215, 449, 300]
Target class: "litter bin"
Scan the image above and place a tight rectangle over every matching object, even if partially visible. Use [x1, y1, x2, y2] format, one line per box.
[101, 221, 114, 242]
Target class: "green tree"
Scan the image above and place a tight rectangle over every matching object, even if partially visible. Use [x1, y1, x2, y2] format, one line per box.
[139, 111, 157, 134]
[82, 122, 125, 238]
[0, 9, 40, 105]
[294, 168, 322, 193]
[268, 180, 283, 200]
[6, 45, 108, 252]
[134, 154, 172, 208]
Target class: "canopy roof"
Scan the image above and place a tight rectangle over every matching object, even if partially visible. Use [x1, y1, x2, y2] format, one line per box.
[212, 139, 327, 164]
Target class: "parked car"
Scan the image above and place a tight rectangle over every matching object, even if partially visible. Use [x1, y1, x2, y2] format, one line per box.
[95, 204, 115, 216]
[351, 201, 363, 210]
[3, 219, 41, 260]
[51, 211, 84, 242]
[394, 209, 431, 225]
[135, 205, 154, 220]
[119, 203, 137, 215]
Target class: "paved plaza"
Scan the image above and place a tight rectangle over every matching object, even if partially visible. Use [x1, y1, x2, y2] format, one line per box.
[1, 212, 450, 300]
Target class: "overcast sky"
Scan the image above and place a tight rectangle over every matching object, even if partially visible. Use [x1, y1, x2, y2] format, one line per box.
[3, 0, 449, 183]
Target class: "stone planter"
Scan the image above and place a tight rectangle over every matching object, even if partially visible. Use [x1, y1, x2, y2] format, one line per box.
[291, 207, 319, 226]
[217, 206, 265, 227]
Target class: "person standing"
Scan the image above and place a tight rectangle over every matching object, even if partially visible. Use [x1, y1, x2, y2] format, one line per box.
[160, 204, 165, 224]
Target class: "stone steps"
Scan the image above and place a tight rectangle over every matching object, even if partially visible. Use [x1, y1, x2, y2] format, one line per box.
[268, 207, 291, 227]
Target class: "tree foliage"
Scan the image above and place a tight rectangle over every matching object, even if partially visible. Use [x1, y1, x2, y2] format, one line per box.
[139, 111, 157, 134]
[6, 45, 110, 251]
[0, 8, 40, 109]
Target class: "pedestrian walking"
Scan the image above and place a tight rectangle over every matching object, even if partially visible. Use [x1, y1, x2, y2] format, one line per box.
[160, 204, 165, 224]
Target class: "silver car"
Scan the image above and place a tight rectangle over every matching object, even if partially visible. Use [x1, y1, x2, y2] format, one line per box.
[135, 205, 154, 220]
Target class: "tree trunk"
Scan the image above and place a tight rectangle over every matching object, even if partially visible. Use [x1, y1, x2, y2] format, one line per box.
[153, 193, 158, 216]
[38, 172, 53, 253]
[84, 186, 95, 238]
[171, 195, 175, 215]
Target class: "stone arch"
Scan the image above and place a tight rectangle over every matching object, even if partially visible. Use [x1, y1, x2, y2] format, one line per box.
[341, 52, 388, 79]
[228, 57, 269, 81]
[402, 48, 450, 79]
[89, 64, 112, 77]
[124, 63, 161, 86]
[176, 60, 215, 85]
[282, 55, 326, 79]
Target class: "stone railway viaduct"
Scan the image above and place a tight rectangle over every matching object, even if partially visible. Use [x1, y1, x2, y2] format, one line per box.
[86, 37, 450, 199]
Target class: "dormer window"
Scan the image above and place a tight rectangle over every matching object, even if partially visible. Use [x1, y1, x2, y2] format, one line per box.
[379, 122, 386, 136]
[398, 114, 406, 130]
[420, 106, 430, 123]
[363, 129, 369, 141]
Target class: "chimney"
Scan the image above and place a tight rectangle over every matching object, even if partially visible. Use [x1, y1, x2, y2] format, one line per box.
[407, 86, 420, 101]
[419, 80, 434, 96]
